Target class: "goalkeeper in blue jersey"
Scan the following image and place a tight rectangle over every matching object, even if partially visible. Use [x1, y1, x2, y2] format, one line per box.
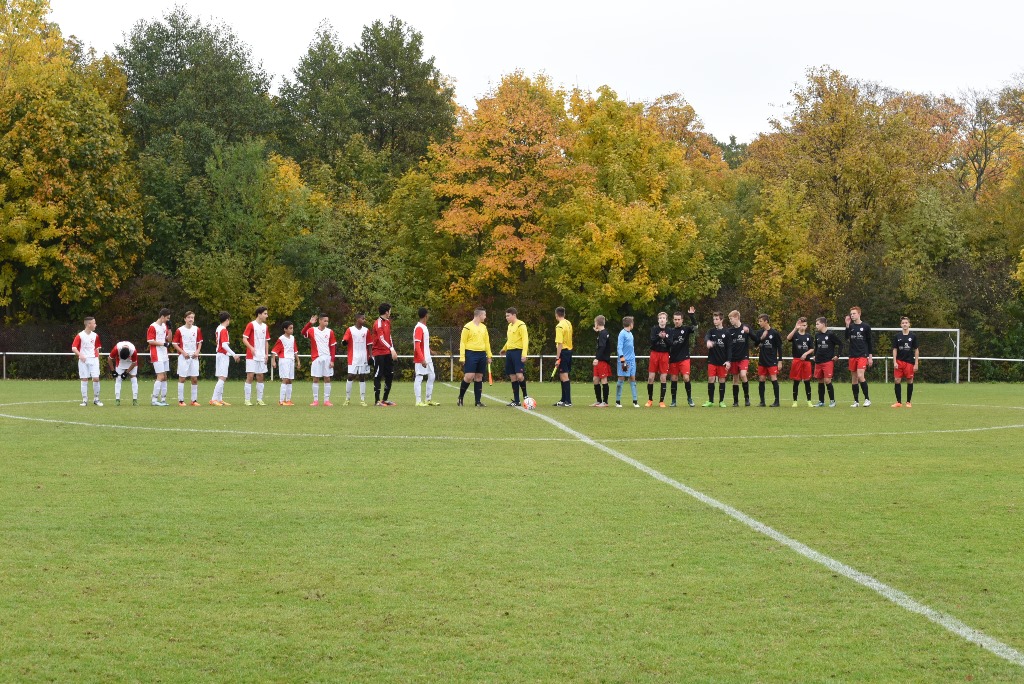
[615, 316, 639, 408]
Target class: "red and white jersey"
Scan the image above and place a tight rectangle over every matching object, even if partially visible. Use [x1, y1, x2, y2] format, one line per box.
[72, 330, 101, 358]
[413, 322, 431, 364]
[343, 325, 371, 366]
[215, 325, 233, 355]
[173, 325, 203, 355]
[243, 320, 268, 361]
[147, 321, 170, 361]
[370, 317, 393, 356]
[109, 341, 138, 363]
[302, 323, 336, 361]
[272, 334, 298, 360]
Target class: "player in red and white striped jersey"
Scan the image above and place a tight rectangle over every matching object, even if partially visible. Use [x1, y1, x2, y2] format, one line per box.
[271, 321, 301, 405]
[172, 311, 203, 406]
[302, 313, 337, 406]
[210, 311, 241, 406]
[107, 341, 138, 405]
[147, 308, 172, 406]
[72, 316, 103, 406]
[342, 313, 373, 405]
[413, 307, 439, 406]
[242, 306, 270, 406]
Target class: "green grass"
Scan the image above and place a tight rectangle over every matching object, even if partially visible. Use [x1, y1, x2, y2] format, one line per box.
[1, 379, 1023, 682]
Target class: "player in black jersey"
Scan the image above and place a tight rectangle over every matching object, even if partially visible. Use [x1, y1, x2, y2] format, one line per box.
[703, 312, 729, 407]
[725, 310, 758, 406]
[668, 307, 698, 406]
[891, 316, 919, 407]
[801, 316, 842, 407]
[845, 306, 874, 407]
[592, 315, 612, 406]
[786, 317, 814, 406]
[755, 314, 783, 407]
[646, 312, 671, 407]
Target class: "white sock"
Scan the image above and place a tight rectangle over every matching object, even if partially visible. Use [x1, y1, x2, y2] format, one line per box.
[214, 379, 225, 401]
[161, 380, 168, 400]
[287, 384, 293, 401]
[359, 381, 365, 400]
[414, 375, 422, 402]
[178, 383, 185, 402]
[244, 383, 252, 401]
[93, 380, 101, 400]
[257, 383, 264, 401]
[152, 380, 160, 401]
[81, 381, 88, 401]
[280, 384, 287, 402]
[346, 379, 353, 399]
[426, 372, 435, 400]
[114, 377, 122, 400]
[324, 383, 331, 401]
[312, 383, 319, 402]
[131, 377, 138, 399]
[191, 384, 198, 402]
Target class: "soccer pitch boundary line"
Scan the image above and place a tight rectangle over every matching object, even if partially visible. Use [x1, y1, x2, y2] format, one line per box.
[458, 386, 1024, 669]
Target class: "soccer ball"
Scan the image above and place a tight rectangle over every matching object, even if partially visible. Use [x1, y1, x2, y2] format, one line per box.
[522, 396, 537, 410]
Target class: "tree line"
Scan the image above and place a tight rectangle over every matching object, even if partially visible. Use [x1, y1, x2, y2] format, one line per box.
[2, 0, 1024, 362]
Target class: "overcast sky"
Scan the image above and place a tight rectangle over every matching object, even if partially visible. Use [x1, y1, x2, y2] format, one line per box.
[49, 0, 1024, 143]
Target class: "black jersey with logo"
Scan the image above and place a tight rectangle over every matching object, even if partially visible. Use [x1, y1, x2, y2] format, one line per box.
[705, 327, 728, 366]
[790, 332, 813, 360]
[893, 333, 918, 364]
[757, 328, 783, 367]
[845, 322, 873, 358]
[813, 331, 843, 364]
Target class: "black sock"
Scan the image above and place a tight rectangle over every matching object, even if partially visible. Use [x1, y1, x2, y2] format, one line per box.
[383, 377, 392, 401]
[594, 384, 601, 402]
[474, 381, 482, 403]
[853, 384, 860, 401]
[719, 383, 726, 402]
[708, 383, 715, 402]
[793, 380, 799, 400]
[804, 380, 812, 400]
[742, 381, 749, 400]
[647, 383, 654, 401]
[895, 383, 902, 403]
[818, 383, 825, 402]
[827, 384, 835, 400]
[772, 380, 779, 402]
[562, 380, 571, 403]
[520, 380, 528, 398]
[758, 381, 765, 403]
[374, 377, 381, 402]
[459, 380, 469, 400]
[514, 382, 521, 402]
[671, 381, 678, 402]
[602, 383, 609, 403]
[659, 383, 666, 402]
[733, 385, 739, 403]
[860, 381, 869, 400]
[685, 381, 692, 400]
[907, 383, 914, 402]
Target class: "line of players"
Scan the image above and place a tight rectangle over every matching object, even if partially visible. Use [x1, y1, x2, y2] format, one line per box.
[70, 303, 920, 409]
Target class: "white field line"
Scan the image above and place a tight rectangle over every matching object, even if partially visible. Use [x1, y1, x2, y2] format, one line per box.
[457, 385, 1024, 669]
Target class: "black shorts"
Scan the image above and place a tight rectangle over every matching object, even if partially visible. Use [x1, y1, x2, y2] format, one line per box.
[504, 349, 525, 375]
[463, 350, 489, 375]
[373, 354, 394, 378]
[556, 349, 573, 374]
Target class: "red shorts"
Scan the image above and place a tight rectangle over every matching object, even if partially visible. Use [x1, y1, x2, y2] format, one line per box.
[894, 359, 915, 380]
[707, 363, 728, 380]
[593, 360, 613, 379]
[814, 361, 834, 380]
[848, 357, 869, 372]
[669, 359, 691, 376]
[648, 351, 669, 374]
[789, 359, 812, 381]
[757, 365, 779, 379]
[728, 359, 749, 375]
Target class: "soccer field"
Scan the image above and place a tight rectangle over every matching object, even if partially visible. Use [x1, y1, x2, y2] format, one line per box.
[1, 380, 1023, 681]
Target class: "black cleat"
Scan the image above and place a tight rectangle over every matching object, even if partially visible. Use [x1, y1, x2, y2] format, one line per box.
[769, 401, 780, 407]
[744, 399, 751, 407]
[457, 398, 464, 406]
[507, 400, 521, 407]
[758, 402, 767, 407]
[732, 402, 740, 407]
[475, 401, 486, 407]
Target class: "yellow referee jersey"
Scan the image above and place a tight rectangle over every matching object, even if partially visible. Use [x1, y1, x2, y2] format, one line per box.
[555, 319, 573, 351]
[460, 321, 493, 362]
[500, 320, 529, 357]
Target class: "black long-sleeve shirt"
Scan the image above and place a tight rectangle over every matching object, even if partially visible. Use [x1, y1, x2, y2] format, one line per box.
[845, 322, 873, 358]
[705, 327, 729, 366]
[756, 328, 783, 367]
[726, 325, 757, 362]
[811, 331, 842, 364]
[668, 313, 698, 362]
[790, 332, 813, 360]
[650, 325, 670, 353]
[594, 329, 611, 363]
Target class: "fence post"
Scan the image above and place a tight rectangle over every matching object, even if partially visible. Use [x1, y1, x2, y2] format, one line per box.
[967, 357, 971, 383]
[450, 353, 454, 382]
[2, 352, 5, 380]
[539, 355, 543, 383]
[956, 329, 961, 384]
[884, 357, 888, 384]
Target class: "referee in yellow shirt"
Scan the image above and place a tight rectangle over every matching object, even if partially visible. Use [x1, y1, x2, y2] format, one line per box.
[499, 307, 529, 406]
[458, 307, 493, 406]
[554, 307, 574, 406]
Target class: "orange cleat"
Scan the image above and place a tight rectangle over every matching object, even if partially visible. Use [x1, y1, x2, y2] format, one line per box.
[209, 400, 223, 406]
[323, 400, 333, 407]
[645, 400, 653, 408]
[659, 402, 666, 408]
[190, 401, 200, 407]
[310, 400, 319, 407]
[891, 402, 902, 408]
[905, 402, 912, 408]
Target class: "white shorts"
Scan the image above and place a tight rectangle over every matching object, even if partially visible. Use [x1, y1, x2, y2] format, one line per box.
[78, 358, 100, 379]
[415, 362, 435, 376]
[277, 358, 295, 380]
[246, 359, 268, 375]
[348, 363, 371, 376]
[215, 354, 230, 378]
[114, 361, 138, 377]
[311, 357, 333, 378]
[177, 356, 199, 378]
[152, 359, 170, 374]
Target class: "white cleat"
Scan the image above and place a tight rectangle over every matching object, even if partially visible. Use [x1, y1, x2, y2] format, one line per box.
[850, 401, 859, 408]
[93, 400, 103, 407]
[80, 400, 88, 407]
[863, 399, 871, 407]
